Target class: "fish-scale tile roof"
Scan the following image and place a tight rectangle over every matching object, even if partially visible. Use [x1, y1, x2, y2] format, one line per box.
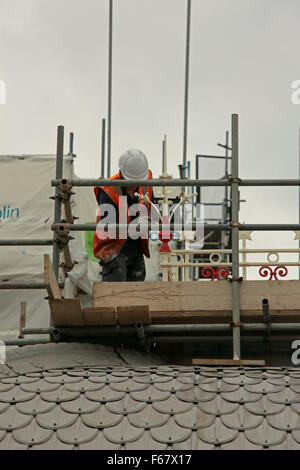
[0, 343, 300, 449]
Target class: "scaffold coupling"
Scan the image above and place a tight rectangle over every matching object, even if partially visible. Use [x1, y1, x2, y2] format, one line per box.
[58, 178, 76, 201]
[231, 321, 244, 328]
[50, 179, 75, 203]
[55, 225, 75, 248]
[59, 258, 78, 272]
[229, 276, 243, 282]
[229, 221, 242, 229]
[228, 176, 242, 184]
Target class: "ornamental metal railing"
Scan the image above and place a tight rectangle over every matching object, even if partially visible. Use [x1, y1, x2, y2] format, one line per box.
[160, 245, 300, 282]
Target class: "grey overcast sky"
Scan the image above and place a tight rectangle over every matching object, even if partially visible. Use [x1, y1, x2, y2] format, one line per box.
[1, 0, 300, 278]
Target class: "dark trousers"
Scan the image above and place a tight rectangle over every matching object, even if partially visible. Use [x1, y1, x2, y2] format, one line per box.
[101, 249, 146, 282]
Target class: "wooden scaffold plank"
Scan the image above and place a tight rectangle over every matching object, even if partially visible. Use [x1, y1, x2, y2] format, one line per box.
[93, 280, 300, 324]
[49, 298, 84, 326]
[117, 305, 151, 325]
[83, 307, 117, 326]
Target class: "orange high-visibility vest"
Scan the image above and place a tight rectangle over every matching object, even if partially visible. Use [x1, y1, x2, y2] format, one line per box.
[93, 170, 153, 263]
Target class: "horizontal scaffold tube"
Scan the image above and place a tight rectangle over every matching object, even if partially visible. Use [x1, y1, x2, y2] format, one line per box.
[0, 240, 54, 246]
[51, 178, 300, 188]
[52, 223, 227, 231]
[52, 223, 300, 232]
[151, 324, 300, 333]
[48, 323, 300, 338]
[52, 178, 230, 187]
[0, 282, 64, 290]
[150, 336, 295, 343]
[0, 338, 51, 346]
[22, 328, 56, 335]
[56, 335, 298, 344]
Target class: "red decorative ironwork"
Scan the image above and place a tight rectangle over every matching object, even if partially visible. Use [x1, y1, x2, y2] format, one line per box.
[259, 265, 288, 280]
[159, 215, 173, 253]
[201, 266, 215, 280]
[216, 266, 230, 280]
[201, 266, 230, 281]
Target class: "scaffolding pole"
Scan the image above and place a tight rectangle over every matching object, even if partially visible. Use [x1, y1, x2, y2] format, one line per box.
[0, 240, 53, 246]
[107, 0, 113, 178]
[52, 177, 300, 187]
[101, 118, 106, 178]
[51, 222, 300, 232]
[20, 323, 300, 338]
[231, 114, 241, 360]
[182, 0, 191, 178]
[68, 132, 74, 155]
[52, 125, 64, 281]
[0, 282, 64, 290]
[0, 338, 51, 346]
[218, 130, 231, 254]
[53, 178, 230, 187]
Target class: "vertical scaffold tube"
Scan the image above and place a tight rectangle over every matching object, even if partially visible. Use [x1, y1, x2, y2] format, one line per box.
[69, 132, 74, 155]
[183, 0, 191, 176]
[299, 127, 300, 280]
[52, 125, 64, 281]
[231, 114, 241, 359]
[107, 0, 113, 178]
[101, 118, 106, 178]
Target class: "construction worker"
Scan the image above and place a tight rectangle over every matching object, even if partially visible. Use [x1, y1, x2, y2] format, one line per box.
[93, 149, 153, 282]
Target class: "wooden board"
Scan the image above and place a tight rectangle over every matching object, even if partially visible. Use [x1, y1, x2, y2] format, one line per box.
[117, 305, 151, 325]
[49, 299, 84, 326]
[44, 254, 62, 300]
[94, 281, 231, 311]
[93, 280, 300, 324]
[83, 307, 117, 326]
[192, 359, 266, 366]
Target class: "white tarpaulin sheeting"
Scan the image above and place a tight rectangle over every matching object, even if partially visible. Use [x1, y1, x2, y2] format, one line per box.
[0, 155, 99, 334]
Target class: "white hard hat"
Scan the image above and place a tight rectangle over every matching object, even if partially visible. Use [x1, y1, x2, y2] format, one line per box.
[118, 148, 149, 180]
